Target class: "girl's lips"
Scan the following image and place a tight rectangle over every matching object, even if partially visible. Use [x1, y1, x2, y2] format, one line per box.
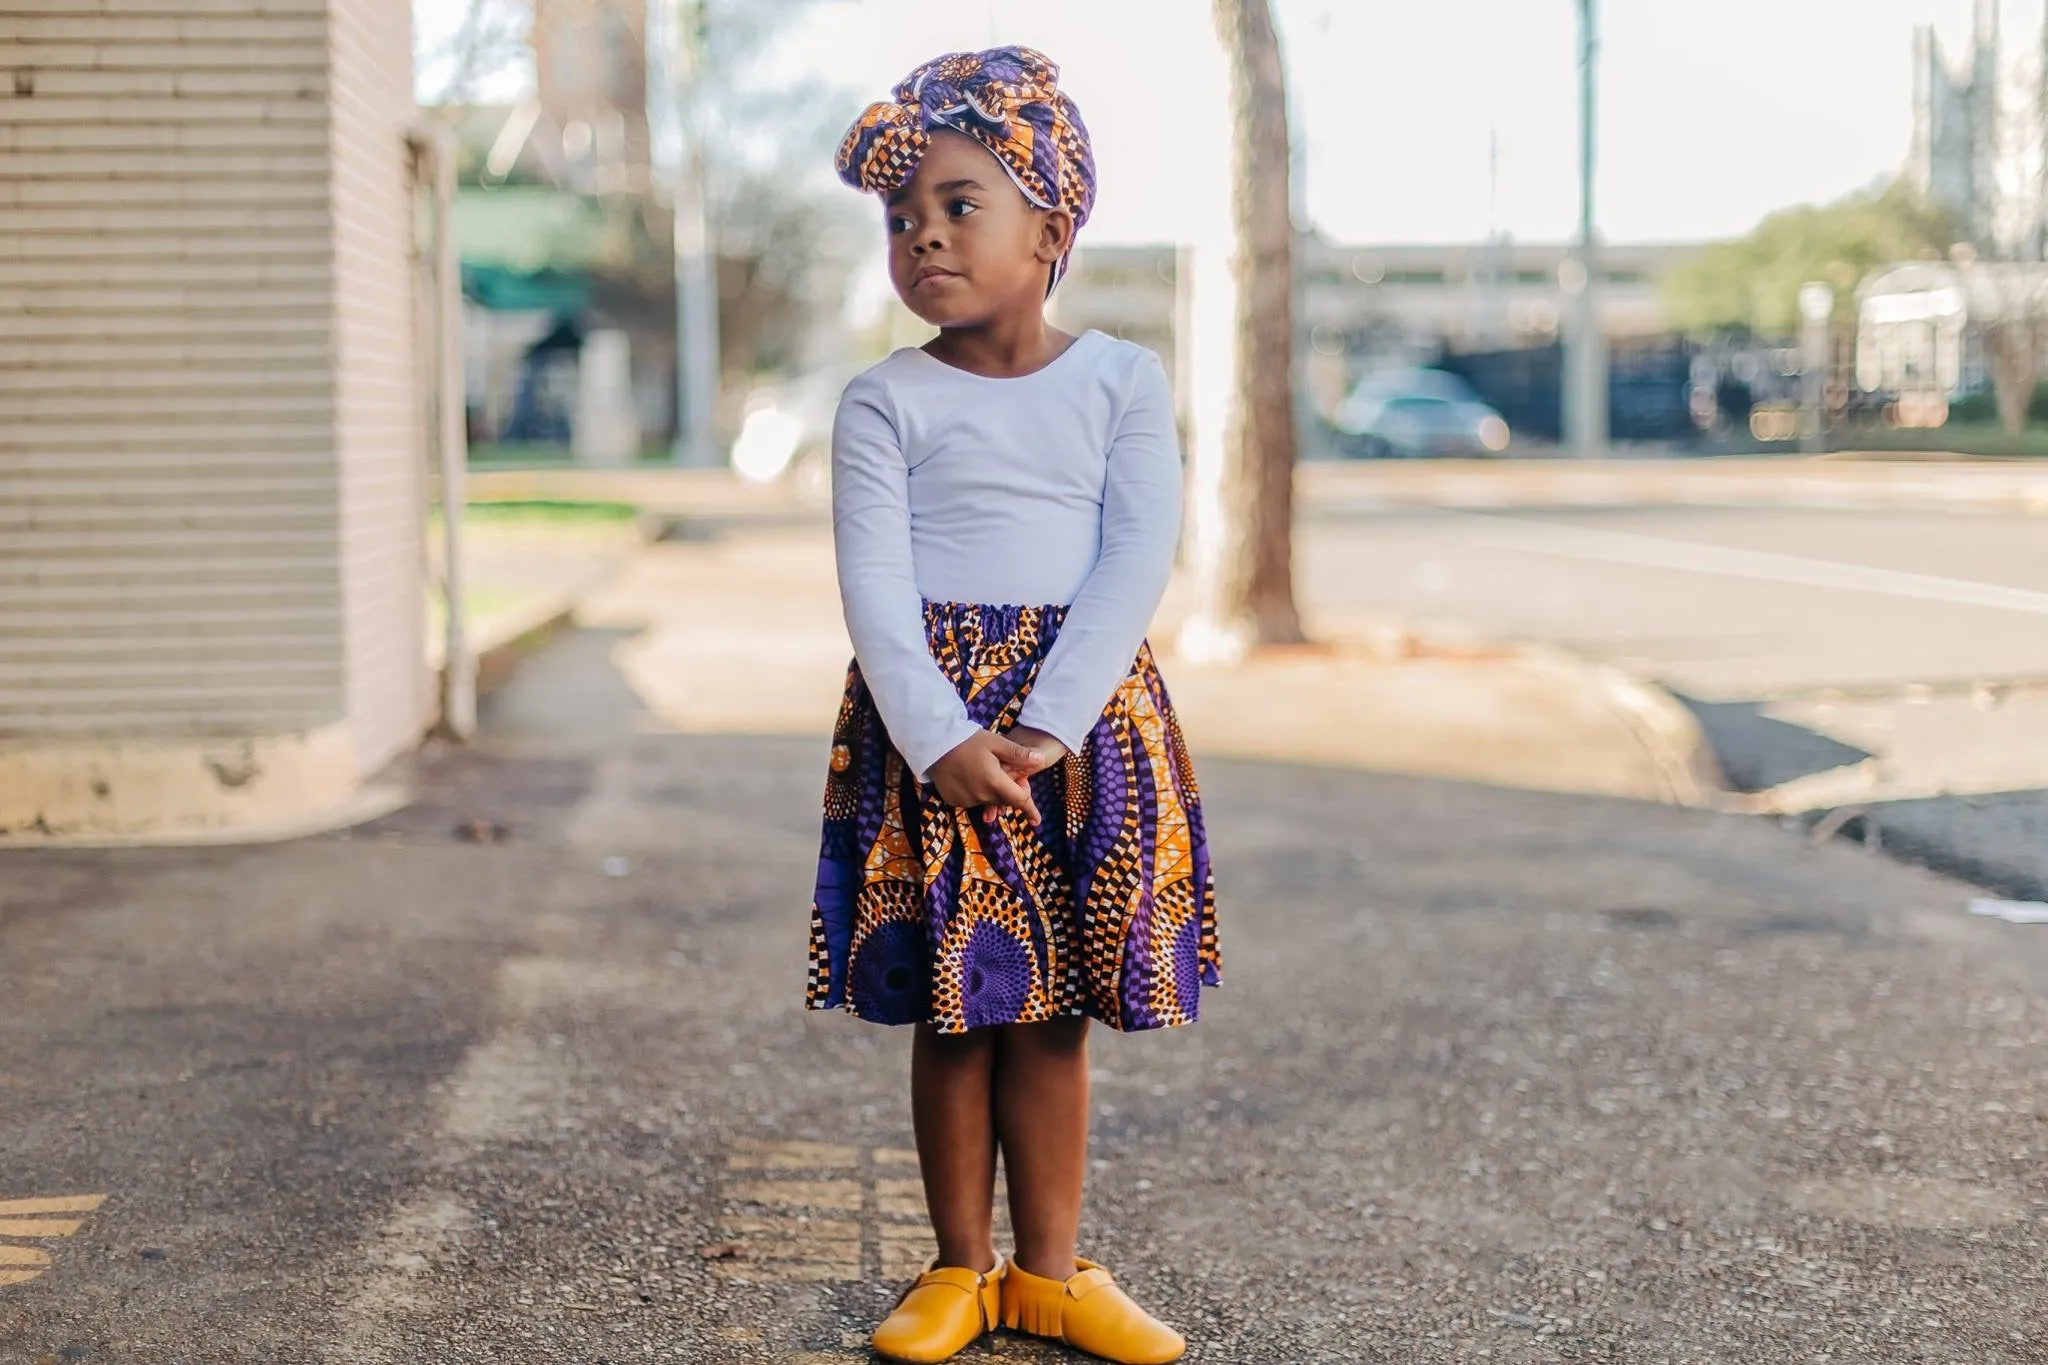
[912, 266, 961, 287]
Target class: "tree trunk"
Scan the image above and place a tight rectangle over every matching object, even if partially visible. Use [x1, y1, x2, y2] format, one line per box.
[1985, 317, 2037, 439]
[1181, 0, 1303, 660]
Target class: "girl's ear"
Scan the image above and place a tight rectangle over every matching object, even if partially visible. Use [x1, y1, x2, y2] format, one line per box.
[1035, 207, 1076, 264]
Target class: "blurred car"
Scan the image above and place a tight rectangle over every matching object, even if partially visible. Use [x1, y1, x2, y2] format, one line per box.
[1332, 368, 1512, 458]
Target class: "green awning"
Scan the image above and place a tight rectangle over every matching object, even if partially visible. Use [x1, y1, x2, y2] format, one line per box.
[461, 262, 588, 314]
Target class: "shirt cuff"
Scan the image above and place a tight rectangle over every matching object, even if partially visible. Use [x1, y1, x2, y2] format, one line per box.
[902, 716, 991, 786]
[1011, 703, 1085, 759]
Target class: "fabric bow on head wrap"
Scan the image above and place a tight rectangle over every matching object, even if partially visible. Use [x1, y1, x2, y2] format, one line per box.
[836, 45, 1096, 293]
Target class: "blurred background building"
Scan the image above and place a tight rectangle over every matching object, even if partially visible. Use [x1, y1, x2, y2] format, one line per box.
[449, 0, 674, 462]
[1057, 240, 1685, 412]
[1861, 1, 2048, 429]
[1909, 0, 2048, 262]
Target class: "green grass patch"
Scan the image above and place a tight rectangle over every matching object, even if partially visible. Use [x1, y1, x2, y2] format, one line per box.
[439, 499, 642, 525]
[428, 584, 533, 620]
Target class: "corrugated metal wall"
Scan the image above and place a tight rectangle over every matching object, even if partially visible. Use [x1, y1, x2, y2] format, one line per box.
[0, 0, 427, 770]
[329, 0, 428, 773]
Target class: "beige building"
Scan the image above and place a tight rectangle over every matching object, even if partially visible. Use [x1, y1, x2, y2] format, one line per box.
[1, 0, 432, 838]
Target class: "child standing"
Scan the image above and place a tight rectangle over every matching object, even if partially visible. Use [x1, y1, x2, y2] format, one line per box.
[805, 47, 1219, 1365]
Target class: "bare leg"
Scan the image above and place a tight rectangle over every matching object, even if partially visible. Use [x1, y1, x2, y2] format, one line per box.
[994, 1016, 1091, 1281]
[910, 1023, 1000, 1272]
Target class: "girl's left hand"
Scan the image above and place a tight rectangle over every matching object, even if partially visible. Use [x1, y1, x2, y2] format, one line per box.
[1004, 725, 1069, 776]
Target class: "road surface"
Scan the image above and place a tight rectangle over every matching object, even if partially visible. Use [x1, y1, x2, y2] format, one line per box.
[1299, 502, 2048, 894]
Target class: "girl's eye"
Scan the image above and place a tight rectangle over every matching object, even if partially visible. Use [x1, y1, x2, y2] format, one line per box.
[887, 215, 913, 235]
[947, 198, 977, 219]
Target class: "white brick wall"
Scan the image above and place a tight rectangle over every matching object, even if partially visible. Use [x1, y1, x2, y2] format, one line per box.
[329, 0, 427, 773]
[0, 0, 427, 768]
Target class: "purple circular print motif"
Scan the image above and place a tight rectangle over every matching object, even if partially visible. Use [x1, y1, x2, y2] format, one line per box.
[960, 919, 1034, 1029]
[1170, 913, 1204, 1020]
[851, 920, 930, 1024]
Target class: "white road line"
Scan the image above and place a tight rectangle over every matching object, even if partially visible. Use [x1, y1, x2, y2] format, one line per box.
[1446, 513, 2048, 617]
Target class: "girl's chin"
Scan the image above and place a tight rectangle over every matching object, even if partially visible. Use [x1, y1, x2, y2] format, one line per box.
[899, 298, 980, 329]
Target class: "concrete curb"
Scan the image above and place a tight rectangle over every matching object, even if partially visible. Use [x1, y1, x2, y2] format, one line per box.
[1153, 633, 1733, 809]
[0, 725, 399, 849]
[1534, 649, 1730, 809]
[0, 783, 413, 851]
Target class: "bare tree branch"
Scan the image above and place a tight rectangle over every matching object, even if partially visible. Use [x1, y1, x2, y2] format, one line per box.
[425, 0, 532, 107]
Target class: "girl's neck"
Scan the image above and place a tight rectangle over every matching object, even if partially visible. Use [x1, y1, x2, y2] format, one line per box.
[923, 314, 1077, 379]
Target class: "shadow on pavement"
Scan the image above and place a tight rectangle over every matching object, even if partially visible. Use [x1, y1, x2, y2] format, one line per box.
[1866, 788, 2048, 903]
[1671, 694, 1872, 793]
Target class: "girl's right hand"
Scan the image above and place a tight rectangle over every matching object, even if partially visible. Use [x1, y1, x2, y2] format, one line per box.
[930, 731, 1048, 824]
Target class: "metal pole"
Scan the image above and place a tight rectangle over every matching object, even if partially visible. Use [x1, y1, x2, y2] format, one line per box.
[1564, 0, 1608, 458]
[412, 127, 475, 740]
[1482, 128, 1511, 347]
[671, 0, 720, 467]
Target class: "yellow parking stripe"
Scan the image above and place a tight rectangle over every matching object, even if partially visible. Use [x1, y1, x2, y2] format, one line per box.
[0, 1195, 106, 1216]
[0, 1218, 83, 1237]
[725, 1140, 860, 1171]
[724, 1179, 861, 1212]
[0, 1195, 107, 1293]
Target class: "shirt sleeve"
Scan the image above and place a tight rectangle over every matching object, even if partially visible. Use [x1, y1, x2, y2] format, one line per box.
[1013, 349, 1183, 752]
[832, 375, 985, 782]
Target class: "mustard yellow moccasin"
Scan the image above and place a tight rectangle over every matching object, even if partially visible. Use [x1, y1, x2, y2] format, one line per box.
[1000, 1257, 1185, 1364]
[871, 1255, 1005, 1364]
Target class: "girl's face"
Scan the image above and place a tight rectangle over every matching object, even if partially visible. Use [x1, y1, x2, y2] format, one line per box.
[883, 130, 1073, 328]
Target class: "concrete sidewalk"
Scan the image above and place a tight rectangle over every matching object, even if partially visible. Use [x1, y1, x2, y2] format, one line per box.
[573, 523, 1721, 809]
[6, 609, 2048, 1361]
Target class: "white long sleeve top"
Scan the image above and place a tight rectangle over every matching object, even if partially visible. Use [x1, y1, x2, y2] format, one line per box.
[831, 330, 1183, 780]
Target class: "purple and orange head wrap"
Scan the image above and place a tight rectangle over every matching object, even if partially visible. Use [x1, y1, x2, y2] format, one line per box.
[836, 45, 1096, 293]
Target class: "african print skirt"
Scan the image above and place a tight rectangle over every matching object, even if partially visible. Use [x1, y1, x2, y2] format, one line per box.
[805, 602, 1220, 1035]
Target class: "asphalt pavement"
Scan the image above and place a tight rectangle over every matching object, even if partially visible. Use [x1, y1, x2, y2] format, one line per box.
[9, 603, 2048, 1361]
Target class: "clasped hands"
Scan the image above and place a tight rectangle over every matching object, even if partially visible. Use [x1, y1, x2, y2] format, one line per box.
[928, 725, 1069, 823]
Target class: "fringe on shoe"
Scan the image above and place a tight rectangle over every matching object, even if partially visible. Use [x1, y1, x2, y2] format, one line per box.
[1000, 1277, 1067, 1338]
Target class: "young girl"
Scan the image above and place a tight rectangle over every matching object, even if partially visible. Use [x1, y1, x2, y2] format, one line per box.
[805, 46, 1219, 1365]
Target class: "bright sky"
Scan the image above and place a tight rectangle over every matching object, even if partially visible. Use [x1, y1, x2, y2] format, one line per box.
[415, 0, 1979, 246]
